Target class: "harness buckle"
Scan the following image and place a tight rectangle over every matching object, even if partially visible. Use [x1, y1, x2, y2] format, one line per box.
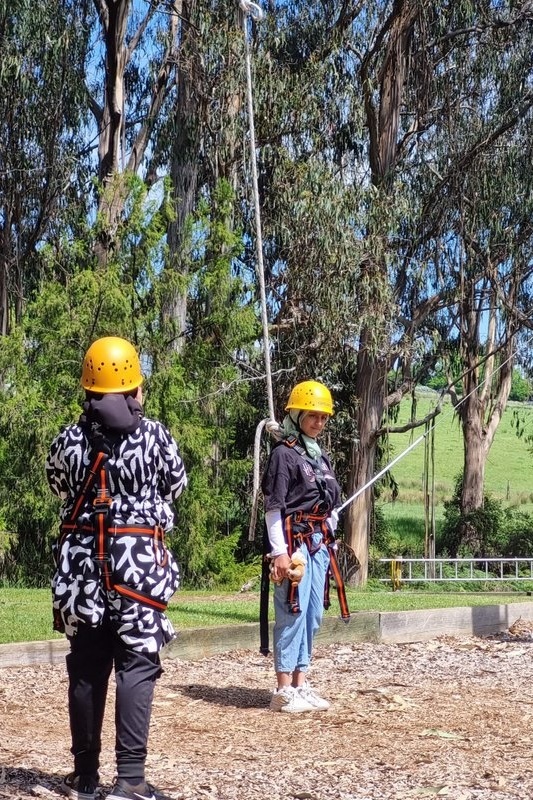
[153, 524, 168, 567]
[93, 499, 112, 514]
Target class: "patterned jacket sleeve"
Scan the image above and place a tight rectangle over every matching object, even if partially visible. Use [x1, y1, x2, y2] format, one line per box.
[157, 422, 187, 503]
[45, 429, 72, 501]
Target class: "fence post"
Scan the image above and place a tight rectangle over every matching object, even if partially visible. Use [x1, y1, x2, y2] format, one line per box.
[391, 557, 403, 591]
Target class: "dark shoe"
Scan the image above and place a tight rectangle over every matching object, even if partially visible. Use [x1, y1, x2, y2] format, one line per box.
[105, 780, 156, 800]
[61, 772, 99, 800]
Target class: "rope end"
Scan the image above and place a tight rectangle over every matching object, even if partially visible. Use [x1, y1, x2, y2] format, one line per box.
[239, 0, 265, 21]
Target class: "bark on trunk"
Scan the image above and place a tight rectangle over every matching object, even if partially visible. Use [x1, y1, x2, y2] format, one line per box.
[0, 257, 8, 337]
[459, 393, 488, 554]
[453, 284, 515, 552]
[344, 347, 387, 585]
[166, 0, 199, 352]
[461, 399, 487, 513]
[92, 0, 179, 267]
[346, 0, 418, 584]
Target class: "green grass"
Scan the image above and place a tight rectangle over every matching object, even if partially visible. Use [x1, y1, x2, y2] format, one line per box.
[2, 586, 533, 645]
[383, 393, 533, 503]
[3, 398, 533, 645]
[379, 394, 533, 540]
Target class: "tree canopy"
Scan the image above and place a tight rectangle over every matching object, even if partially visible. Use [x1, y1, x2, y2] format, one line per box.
[2, 0, 533, 587]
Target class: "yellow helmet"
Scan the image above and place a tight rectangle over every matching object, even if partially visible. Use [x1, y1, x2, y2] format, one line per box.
[285, 380, 334, 416]
[80, 336, 143, 393]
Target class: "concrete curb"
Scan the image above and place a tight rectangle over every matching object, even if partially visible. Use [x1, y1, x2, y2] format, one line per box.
[1, 601, 532, 668]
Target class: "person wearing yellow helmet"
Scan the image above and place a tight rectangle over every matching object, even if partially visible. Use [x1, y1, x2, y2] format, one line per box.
[79, 335, 144, 394]
[261, 380, 342, 713]
[46, 336, 187, 800]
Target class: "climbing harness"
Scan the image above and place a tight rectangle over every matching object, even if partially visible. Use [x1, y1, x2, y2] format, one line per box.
[53, 444, 175, 633]
[259, 505, 350, 655]
[258, 436, 350, 655]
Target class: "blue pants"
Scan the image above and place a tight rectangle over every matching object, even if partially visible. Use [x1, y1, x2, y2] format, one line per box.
[272, 534, 330, 673]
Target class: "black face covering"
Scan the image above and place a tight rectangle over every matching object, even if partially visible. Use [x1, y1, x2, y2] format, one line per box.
[79, 393, 143, 436]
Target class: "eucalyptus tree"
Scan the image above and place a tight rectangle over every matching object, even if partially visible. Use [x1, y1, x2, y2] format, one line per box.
[444, 175, 533, 552]
[243, 0, 533, 581]
[88, 0, 183, 265]
[157, 0, 249, 352]
[0, 0, 92, 334]
[402, 4, 533, 552]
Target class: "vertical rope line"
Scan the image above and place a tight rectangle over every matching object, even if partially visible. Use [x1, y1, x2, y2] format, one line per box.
[240, 4, 275, 420]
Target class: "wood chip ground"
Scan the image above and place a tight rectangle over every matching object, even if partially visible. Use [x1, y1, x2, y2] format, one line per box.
[2, 627, 533, 800]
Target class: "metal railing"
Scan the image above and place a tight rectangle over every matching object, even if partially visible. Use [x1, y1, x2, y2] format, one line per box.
[377, 557, 533, 590]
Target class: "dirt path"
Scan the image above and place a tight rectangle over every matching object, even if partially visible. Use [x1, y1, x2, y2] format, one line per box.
[2, 632, 533, 800]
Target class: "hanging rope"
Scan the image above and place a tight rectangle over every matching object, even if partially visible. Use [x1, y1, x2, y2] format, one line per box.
[237, 0, 279, 541]
[239, 0, 274, 420]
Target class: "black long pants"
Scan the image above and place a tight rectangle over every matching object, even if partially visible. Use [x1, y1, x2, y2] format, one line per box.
[66, 620, 162, 781]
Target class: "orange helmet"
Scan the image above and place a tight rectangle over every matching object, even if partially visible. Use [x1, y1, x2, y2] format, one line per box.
[285, 380, 334, 416]
[80, 336, 143, 393]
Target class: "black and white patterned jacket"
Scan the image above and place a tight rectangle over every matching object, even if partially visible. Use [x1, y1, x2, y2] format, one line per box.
[46, 417, 187, 653]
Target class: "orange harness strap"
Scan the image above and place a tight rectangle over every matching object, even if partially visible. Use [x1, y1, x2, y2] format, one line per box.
[324, 534, 351, 621]
[69, 451, 107, 522]
[59, 450, 169, 613]
[91, 460, 169, 610]
[286, 510, 350, 620]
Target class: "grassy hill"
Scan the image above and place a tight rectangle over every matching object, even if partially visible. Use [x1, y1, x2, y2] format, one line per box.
[377, 390, 533, 547]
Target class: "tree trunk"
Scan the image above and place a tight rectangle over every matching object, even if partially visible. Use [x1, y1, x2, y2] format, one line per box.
[345, 0, 418, 584]
[461, 395, 487, 514]
[94, 0, 131, 185]
[93, 0, 130, 267]
[452, 281, 516, 552]
[92, 0, 179, 267]
[344, 345, 387, 585]
[166, 0, 200, 352]
[0, 256, 8, 337]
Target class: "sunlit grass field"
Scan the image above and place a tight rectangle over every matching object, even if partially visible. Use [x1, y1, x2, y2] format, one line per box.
[2, 586, 533, 645]
[379, 392, 533, 544]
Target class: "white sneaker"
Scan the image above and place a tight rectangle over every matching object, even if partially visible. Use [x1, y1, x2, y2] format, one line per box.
[298, 681, 330, 711]
[269, 686, 316, 713]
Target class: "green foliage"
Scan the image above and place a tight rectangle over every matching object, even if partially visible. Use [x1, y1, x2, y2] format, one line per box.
[509, 370, 532, 403]
[0, 175, 268, 589]
[139, 180, 261, 585]
[500, 509, 533, 557]
[0, 0, 93, 320]
[439, 474, 501, 557]
[437, 472, 533, 559]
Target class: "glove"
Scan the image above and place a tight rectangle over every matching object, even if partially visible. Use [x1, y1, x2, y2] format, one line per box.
[327, 508, 339, 536]
[265, 418, 283, 440]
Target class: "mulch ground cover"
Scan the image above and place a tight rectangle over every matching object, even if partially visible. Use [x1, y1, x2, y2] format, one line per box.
[2, 623, 533, 800]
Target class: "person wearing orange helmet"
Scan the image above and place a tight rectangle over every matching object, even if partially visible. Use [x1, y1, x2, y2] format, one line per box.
[261, 380, 341, 713]
[46, 336, 187, 800]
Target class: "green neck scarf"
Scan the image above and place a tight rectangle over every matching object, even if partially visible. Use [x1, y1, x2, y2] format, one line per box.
[282, 412, 322, 460]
